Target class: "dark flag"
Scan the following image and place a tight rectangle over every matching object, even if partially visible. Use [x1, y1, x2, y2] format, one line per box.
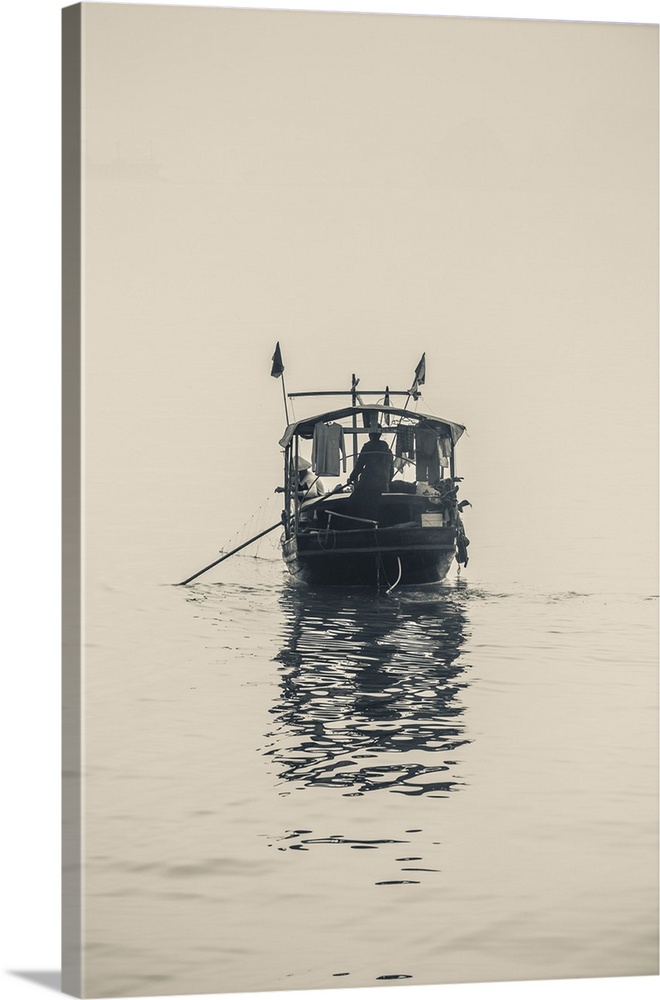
[270, 341, 284, 379]
[383, 385, 391, 424]
[409, 353, 426, 395]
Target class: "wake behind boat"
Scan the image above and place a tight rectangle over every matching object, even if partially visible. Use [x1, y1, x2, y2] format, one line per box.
[274, 350, 471, 589]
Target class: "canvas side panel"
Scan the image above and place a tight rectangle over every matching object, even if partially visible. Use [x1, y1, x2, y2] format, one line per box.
[62, 4, 82, 997]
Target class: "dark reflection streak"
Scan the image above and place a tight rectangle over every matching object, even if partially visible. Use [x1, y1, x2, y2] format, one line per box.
[268, 582, 473, 796]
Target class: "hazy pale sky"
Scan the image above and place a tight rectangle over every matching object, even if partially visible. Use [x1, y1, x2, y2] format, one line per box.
[79, 3, 658, 586]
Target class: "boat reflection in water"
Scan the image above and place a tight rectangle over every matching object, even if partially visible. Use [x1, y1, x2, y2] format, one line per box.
[268, 580, 472, 797]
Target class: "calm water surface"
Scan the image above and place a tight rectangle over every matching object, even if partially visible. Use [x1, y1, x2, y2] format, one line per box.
[83, 556, 658, 997]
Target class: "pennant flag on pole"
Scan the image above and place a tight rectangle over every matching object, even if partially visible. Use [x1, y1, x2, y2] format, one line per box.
[383, 385, 391, 424]
[270, 341, 285, 378]
[409, 353, 426, 395]
[414, 353, 426, 387]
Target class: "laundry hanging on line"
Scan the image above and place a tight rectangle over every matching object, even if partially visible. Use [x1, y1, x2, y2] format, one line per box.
[438, 435, 451, 469]
[415, 427, 440, 483]
[312, 422, 347, 477]
[395, 425, 415, 458]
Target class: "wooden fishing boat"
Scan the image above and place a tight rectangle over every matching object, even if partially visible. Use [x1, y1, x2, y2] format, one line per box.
[175, 353, 470, 589]
[276, 365, 471, 589]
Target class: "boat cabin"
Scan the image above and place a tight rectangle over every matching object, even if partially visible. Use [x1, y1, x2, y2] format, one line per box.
[278, 401, 466, 541]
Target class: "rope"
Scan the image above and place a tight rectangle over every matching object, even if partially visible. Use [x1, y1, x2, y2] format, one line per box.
[218, 495, 276, 556]
[371, 524, 393, 591]
[251, 492, 284, 561]
[318, 521, 337, 550]
[386, 557, 403, 594]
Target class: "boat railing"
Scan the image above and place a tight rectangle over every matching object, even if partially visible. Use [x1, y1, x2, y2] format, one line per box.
[326, 510, 379, 528]
[287, 389, 415, 399]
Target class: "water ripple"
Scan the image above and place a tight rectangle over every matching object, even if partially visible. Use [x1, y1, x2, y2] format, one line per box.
[267, 584, 472, 795]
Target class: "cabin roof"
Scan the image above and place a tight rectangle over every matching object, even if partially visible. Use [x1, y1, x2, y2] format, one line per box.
[279, 405, 466, 448]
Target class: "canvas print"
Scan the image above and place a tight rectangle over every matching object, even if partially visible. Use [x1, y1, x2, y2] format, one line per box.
[62, 3, 658, 997]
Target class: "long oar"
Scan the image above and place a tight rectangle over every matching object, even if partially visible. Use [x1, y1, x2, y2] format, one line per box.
[303, 482, 347, 506]
[177, 520, 282, 586]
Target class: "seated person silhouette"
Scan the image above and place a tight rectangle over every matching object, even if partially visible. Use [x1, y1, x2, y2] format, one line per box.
[296, 456, 325, 500]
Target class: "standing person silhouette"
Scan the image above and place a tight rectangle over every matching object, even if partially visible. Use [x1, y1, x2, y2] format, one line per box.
[347, 423, 393, 522]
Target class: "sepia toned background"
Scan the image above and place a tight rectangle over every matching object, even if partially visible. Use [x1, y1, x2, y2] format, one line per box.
[78, 3, 657, 594]
[67, 4, 658, 997]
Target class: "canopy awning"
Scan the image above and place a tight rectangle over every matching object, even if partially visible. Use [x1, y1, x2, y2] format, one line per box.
[279, 405, 466, 448]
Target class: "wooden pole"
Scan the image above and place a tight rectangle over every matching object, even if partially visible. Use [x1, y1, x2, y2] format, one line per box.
[280, 371, 290, 425]
[284, 444, 292, 539]
[177, 521, 282, 585]
[293, 436, 300, 536]
[351, 373, 358, 471]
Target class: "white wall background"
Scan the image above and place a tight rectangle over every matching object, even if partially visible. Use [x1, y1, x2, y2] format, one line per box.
[1, 2, 657, 1000]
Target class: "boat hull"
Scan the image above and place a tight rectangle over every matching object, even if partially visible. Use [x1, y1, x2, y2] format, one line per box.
[281, 525, 457, 587]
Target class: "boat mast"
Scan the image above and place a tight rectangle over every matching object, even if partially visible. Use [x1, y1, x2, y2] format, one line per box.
[283, 444, 292, 539]
[351, 372, 358, 473]
[293, 436, 300, 536]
